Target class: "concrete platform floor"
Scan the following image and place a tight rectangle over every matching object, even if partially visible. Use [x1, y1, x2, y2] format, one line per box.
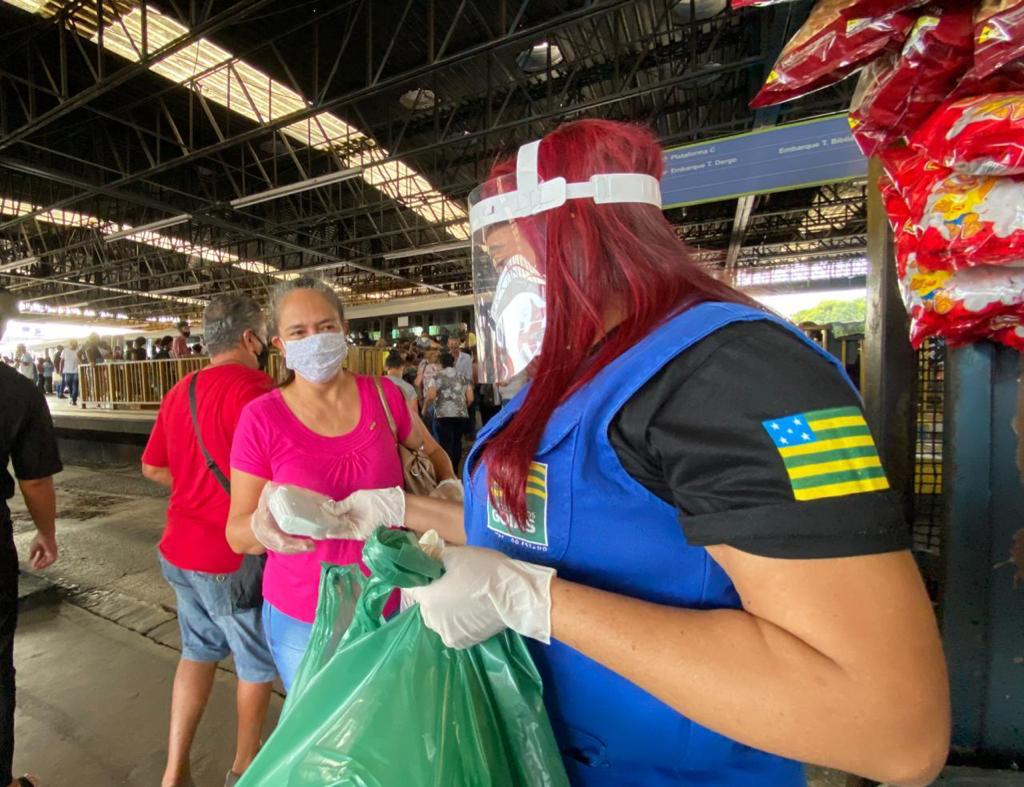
[14, 602, 283, 787]
[6, 462, 1023, 786]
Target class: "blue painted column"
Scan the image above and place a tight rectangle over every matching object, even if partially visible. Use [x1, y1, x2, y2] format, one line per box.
[942, 342, 1024, 760]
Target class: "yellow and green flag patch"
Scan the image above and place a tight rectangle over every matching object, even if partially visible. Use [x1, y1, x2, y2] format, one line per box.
[762, 407, 889, 502]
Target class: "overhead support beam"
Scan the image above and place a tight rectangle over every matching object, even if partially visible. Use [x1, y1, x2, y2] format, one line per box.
[0, 0, 278, 150]
[0, 157, 446, 294]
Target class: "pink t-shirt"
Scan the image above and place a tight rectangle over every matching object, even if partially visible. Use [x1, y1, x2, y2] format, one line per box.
[230, 375, 412, 622]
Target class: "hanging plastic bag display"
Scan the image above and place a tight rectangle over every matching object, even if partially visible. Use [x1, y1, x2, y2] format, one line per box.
[911, 93, 1024, 176]
[750, 1, 918, 108]
[848, 4, 975, 157]
[967, 0, 1024, 83]
[237, 528, 570, 787]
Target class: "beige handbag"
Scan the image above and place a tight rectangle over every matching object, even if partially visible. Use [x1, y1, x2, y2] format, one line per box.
[374, 378, 439, 496]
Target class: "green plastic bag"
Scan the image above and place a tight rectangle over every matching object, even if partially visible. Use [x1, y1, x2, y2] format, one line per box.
[238, 529, 570, 787]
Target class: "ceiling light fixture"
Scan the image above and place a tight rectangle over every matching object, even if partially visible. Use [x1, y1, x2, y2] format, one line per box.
[380, 240, 471, 260]
[103, 213, 192, 242]
[517, 41, 564, 73]
[229, 167, 363, 209]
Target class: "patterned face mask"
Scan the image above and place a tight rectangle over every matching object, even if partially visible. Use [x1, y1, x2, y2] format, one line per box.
[284, 331, 349, 384]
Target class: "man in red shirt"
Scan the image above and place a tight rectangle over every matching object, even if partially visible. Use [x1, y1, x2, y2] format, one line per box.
[142, 295, 274, 787]
[171, 320, 191, 359]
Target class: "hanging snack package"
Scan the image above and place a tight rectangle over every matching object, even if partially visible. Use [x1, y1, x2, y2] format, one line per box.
[848, 3, 975, 157]
[734, 0, 926, 14]
[968, 0, 1024, 83]
[902, 259, 1024, 347]
[751, 1, 918, 108]
[914, 170, 1024, 270]
[878, 171, 921, 278]
[912, 93, 1024, 176]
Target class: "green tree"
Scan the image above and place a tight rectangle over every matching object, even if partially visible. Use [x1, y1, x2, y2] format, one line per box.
[792, 298, 866, 326]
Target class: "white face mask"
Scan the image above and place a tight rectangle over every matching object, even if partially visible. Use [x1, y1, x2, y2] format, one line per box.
[284, 331, 349, 384]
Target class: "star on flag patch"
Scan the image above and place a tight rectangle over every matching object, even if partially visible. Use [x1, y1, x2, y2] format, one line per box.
[762, 407, 890, 502]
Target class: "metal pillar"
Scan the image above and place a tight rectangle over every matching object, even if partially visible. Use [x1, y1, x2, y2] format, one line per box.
[941, 343, 1024, 762]
[861, 157, 917, 517]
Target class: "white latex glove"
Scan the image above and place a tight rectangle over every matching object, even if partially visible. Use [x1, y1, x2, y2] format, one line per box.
[266, 484, 405, 542]
[405, 546, 555, 649]
[429, 478, 464, 503]
[251, 483, 316, 555]
[332, 487, 407, 538]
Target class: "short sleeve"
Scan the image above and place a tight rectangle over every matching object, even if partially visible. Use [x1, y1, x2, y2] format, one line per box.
[381, 378, 413, 443]
[11, 386, 62, 481]
[230, 399, 273, 479]
[142, 407, 169, 468]
[610, 320, 909, 559]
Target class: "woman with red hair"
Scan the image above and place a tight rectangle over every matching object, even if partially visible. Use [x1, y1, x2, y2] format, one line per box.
[296, 119, 950, 786]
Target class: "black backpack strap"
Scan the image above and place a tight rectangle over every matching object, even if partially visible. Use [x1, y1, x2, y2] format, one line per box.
[188, 372, 231, 494]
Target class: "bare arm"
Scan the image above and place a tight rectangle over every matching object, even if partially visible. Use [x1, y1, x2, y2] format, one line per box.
[226, 468, 269, 555]
[141, 462, 172, 488]
[465, 386, 475, 406]
[19, 477, 56, 538]
[19, 477, 58, 569]
[403, 494, 466, 545]
[403, 398, 455, 481]
[549, 548, 949, 786]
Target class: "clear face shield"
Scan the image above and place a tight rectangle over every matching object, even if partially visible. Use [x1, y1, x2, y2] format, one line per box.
[468, 139, 662, 385]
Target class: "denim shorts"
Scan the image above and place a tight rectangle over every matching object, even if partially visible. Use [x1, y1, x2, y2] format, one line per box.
[261, 601, 313, 693]
[159, 556, 277, 684]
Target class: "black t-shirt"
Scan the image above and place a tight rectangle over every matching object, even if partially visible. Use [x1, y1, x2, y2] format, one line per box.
[609, 320, 909, 559]
[0, 364, 63, 527]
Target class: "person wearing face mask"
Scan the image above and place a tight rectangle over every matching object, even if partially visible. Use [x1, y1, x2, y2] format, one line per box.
[318, 120, 950, 786]
[141, 295, 275, 787]
[224, 278, 460, 691]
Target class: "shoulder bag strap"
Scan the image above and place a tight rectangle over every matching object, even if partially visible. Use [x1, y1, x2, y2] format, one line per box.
[373, 377, 399, 442]
[188, 371, 231, 494]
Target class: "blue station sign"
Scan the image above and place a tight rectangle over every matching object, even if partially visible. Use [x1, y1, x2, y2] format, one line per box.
[661, 114, 867, 209]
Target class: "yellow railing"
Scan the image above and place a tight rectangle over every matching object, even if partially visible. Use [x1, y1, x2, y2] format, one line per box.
[79, 347, 388, 409]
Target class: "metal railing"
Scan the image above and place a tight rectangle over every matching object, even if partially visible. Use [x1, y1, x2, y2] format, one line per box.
[79, 347, 389, 409]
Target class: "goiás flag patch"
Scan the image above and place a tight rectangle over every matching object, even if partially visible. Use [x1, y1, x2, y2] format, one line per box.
[762, 407, 889, 502]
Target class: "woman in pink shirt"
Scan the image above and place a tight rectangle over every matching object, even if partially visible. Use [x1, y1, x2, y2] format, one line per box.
[225, 278, 456, 689]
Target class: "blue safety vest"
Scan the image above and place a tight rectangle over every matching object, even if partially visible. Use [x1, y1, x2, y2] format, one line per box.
[465, 301, 854, 786]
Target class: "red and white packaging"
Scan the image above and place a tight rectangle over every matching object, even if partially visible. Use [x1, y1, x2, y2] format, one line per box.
[902, 258, 1024, 347]
[848, 3, 975, 157]
[750, 0, 918, 108]
[880, 144, 1024, 271]
[733, 0, 926, 14]
[967, 0, 1024, 83]
[912, 93, 1024, 176]
[915, 171, 1024, 270]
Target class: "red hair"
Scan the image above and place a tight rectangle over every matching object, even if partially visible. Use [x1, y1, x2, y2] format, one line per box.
[480, 119, 760, 526]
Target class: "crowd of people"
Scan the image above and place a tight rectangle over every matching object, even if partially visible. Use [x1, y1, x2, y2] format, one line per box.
[1, 322, 206, 407]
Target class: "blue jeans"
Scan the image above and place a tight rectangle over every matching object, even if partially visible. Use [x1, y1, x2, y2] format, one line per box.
[159, 556, 277, 683]
[62, 372, 79, 404]
[262, 601, 313, 692]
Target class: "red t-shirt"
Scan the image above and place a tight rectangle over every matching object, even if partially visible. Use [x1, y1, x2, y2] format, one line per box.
[143, 363, 273, 573]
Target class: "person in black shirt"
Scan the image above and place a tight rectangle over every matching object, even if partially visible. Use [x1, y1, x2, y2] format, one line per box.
[0, 289, 61, 787]
[353, 121, 949, 785]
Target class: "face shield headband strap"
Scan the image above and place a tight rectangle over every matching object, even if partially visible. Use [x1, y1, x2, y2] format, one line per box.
[468, 140, 663, 233]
